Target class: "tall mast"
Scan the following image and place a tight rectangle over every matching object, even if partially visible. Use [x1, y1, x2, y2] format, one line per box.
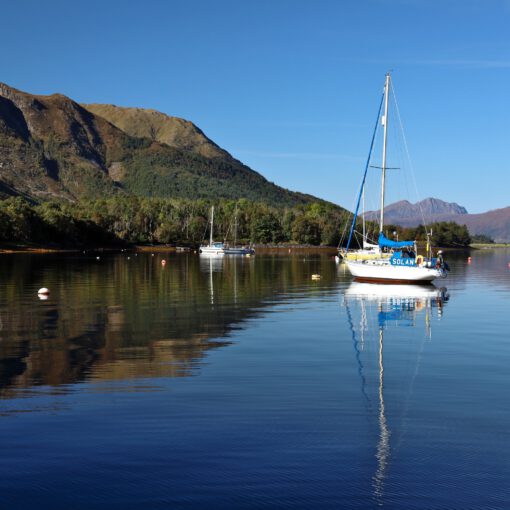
[379, 73, 391, 232]
[210, 206, 214, 245]
[234, 206, 238, 246]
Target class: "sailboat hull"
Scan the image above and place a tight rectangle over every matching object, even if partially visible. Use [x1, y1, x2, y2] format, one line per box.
[340, 250, 391, 261]
[224, 247, 255, 255]
[199, 244, 225, 255]
[345, 260, 444, 283]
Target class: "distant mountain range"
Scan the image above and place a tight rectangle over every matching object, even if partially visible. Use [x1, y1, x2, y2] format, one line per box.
[364, 198, 468, 225]
[0, 82, 321, 207]
[365, 198, 510, 242]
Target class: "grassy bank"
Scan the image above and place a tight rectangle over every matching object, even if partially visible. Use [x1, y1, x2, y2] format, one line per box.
[470, 243, 510, 249]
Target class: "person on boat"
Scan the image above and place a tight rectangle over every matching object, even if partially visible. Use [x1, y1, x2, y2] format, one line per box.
[436, 250, 444, 268]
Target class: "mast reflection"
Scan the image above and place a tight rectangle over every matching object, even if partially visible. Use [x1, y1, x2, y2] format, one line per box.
[344, 282, 449, 503]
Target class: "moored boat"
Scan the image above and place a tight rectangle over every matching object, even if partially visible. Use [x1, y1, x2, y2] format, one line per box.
[223, 206, 255, 255]
[224, 246, 255, 255]
[343, 73, 449, 283]
[199, 206, 225, 255]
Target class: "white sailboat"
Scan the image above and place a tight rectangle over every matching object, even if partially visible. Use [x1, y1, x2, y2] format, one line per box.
[224, 207, 255, 255]
[344, 73, 448, 283]
[199, 206, 225, 255]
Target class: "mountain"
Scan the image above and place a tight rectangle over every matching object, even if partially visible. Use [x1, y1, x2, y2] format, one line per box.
[458, 207, 510, 243]
[364, 198, 468, 226]
[366, 198, 510, 242]
[82, 104, 227, 159]
[0, 82, 317, 206]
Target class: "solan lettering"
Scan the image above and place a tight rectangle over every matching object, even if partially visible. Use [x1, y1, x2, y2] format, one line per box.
[390, 257, 416, 267]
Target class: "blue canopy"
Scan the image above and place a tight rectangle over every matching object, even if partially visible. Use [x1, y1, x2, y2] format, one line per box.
[378, 232, 415, 249]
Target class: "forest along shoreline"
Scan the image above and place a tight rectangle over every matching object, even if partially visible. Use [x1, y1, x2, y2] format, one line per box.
[0, 196, 477, 253]
[1, 245, 496, 256]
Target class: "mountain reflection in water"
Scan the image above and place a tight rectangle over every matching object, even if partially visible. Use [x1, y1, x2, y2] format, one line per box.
[0, 250, 509, 509]
[0, 252, 337, 398]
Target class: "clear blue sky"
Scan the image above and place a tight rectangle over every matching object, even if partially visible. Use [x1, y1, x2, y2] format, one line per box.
[3, 0, 510, 213]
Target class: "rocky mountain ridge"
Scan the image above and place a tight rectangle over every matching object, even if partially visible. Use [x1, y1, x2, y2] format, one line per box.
[0, 82, 317, 207]
[364, 197, 468, 225]
[365, 197, 510, 242]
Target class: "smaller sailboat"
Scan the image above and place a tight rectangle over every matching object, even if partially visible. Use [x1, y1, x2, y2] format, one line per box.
[224, 207, 255, 255]
[343, 73, 449, 283]
[199, 206, 225, 255]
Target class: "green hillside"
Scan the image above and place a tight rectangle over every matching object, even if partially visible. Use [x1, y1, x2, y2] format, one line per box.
[0, 82, 324, 207]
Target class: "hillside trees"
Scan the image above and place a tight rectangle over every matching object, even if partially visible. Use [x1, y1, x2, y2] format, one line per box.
[0, 196, 472, 248]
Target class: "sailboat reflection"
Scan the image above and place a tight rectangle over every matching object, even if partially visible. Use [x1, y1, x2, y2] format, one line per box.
[200, 254, 224, 305]
[343, 282, 449, 502]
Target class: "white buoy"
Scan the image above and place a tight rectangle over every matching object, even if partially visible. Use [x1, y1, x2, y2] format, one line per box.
[38, 287, 50, 295]
[96, 256, 100, 260]
[311, 274, 321, 280]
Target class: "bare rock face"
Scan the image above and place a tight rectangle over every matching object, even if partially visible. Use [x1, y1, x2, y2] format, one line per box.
[83, 104, 228, 160]
[364, 198, 468, 225]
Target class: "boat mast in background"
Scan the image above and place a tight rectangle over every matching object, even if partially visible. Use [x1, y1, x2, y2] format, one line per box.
[200, 205, 225, 254]
[210, 206, 214, 246]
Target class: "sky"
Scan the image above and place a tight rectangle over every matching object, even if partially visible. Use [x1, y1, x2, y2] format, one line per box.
[3, 0, 510, 213]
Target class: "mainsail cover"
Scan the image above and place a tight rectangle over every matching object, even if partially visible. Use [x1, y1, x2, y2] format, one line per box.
[378, 232, 414, 249]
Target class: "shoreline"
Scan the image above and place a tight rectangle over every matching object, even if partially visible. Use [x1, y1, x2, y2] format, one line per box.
[2, 243, 504, 256]
[0, 243, 339, 255]
[470, 243, 509, 249]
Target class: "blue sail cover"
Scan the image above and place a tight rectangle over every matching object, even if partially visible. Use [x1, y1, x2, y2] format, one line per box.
[378, 232, 414, 249]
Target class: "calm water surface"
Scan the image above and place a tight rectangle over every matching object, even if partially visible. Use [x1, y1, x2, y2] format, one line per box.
[0, 249, 509, 509]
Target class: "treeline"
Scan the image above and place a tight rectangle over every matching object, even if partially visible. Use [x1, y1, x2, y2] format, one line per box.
[0, 196, 351, 247]
[0, 196, 475, 248]
[381, 222, 471, 248]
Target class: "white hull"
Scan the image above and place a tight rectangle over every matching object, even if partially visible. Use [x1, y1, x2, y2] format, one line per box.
[345, 282, 446, 299]
[345, 259, 444, 283]
[199, 246, 225, 255]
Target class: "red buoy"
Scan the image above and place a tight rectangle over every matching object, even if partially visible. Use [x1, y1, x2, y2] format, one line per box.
[161, 259, 167, 266]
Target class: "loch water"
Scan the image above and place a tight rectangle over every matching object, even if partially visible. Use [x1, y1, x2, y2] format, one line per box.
[0, 249, 509, 509]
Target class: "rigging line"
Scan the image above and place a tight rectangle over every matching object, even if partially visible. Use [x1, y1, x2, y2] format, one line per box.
[390, 80, 430, 232]
[393, 99, 415, 231]
[339, 182, 367, 249]
[393, 316, 429, 453]
[345, 90, 385, 250]
[344, 297, 371, 406]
